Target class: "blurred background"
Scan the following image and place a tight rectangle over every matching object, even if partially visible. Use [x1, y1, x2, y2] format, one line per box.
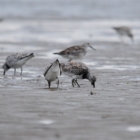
[0, 0, 140, 44]
[1, 0, 140, 19]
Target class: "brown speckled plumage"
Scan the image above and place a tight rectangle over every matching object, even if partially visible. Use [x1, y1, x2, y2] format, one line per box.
[113, 26, 134, 42]
[57, 46, 86, 56]
[61, 61, 96, 88]
[54, 43, 95, 62]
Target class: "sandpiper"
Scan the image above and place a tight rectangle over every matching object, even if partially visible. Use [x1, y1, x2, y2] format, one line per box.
[44, 59, 62, 88]
[2, 53, 34, 76]
[54, 43, 96, 62]
[113, 26, 134, 43]
[61, 61, 96, 88]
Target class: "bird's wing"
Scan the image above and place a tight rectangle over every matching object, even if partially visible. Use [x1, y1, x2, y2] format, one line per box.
[63, 62, 89, 76]
[43, 64, 52, 76]
[59, 46, 85, 56]
[18, 53, 34, 59]
[6, 54, 19, 66]
[6, 53, 33, 66]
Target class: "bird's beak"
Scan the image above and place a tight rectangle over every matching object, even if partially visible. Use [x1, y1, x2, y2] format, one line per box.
[3, 71, 5, 75]
[131, 37, 134, 43]
[90, 45, 96, 51]
[92, 83, 95, 88]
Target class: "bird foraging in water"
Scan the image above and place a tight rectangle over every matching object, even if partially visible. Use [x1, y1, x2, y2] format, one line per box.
[112, 26, 134, 43]
[2, 53, 34, 76]
[44, 59, 62, 88]
[54, 43, 96, 62]
[61, 61, 96, 88]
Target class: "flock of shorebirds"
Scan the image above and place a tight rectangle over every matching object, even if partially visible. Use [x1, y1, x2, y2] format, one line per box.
[2, 26, 134, 89]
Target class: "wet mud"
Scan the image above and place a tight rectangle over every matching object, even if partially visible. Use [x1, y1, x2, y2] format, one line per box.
[0, 0, 140, 140]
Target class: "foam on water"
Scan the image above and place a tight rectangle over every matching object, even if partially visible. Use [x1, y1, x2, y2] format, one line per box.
[1, 20, 140, 44]
[127, 126, 140, 132]
[39, 120, 54, 125]
[95, 65, 138, 71]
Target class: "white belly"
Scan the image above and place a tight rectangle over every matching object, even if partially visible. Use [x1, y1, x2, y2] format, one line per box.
[10, 57, 30, 68]
[14, 59, 26, 68]
[45, 71, 60, 81]
[63, 53, 85, 59]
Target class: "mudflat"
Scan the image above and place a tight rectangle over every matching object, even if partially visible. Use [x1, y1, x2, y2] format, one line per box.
[0, 38, 140, 140]
[0, 0, 140, 139]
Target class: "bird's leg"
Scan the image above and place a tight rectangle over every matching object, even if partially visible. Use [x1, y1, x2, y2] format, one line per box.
[14, 68, 16, 76]
[72, 79, 75, 87]
[57, 79, 59, 89]
[119, 35, 124, 44]
[72, 79, 78, 87]
[73, 79, 77, 86]
[75, 79, 80, 87]
[131, 37, 134, 44]
[20, 67, 23, 76]
[48, 81, 51, 88]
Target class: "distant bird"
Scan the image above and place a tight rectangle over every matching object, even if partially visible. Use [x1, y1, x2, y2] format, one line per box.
[113, 26, 134, 43]
[44, 59, 62, 88]
[2, 53, 34, 76]
[61, 61, 96, 88]
[0, 18, 4, 22]
[54, 43, 96, 62]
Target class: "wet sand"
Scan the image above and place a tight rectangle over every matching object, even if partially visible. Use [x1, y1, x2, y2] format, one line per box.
[0, 38, 140, 140]
[0, 0, 140, 139]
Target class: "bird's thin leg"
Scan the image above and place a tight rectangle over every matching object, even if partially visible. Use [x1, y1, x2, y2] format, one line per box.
[119, 35, 124, 44]
[48, 81, 51, 88]
[57, 79, 59, 89]
[14, 68, 16, 76]
[131, 37, 134, 44]
[20, 67, 23, 76]
[72, 79, 75, 87]
[75, 79, 80, 87]
[73, 79, 77, 86]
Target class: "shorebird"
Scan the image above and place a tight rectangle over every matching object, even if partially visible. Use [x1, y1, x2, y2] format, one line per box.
[2, 53, 34, 76]
[54, 43, 96, 62]
[0, 18, 3, 22]
[61, 61, 96, 88]
[44, 59, 62, 88]
[112, 26, 134, 43]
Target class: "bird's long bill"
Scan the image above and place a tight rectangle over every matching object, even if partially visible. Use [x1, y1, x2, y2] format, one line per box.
[131, 37, 134, 43]
[90, 45, 96, 50]
[92, 83, 95, 88]
[3, 71, 5, 75]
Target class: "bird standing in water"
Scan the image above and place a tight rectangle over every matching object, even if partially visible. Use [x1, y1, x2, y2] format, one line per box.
[61, 61, 96, 88]
[44, 59, 62, 88]
[2, 53, 34, 76]
[54, 43, 96, 62]
[113, 26, 134, 43]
